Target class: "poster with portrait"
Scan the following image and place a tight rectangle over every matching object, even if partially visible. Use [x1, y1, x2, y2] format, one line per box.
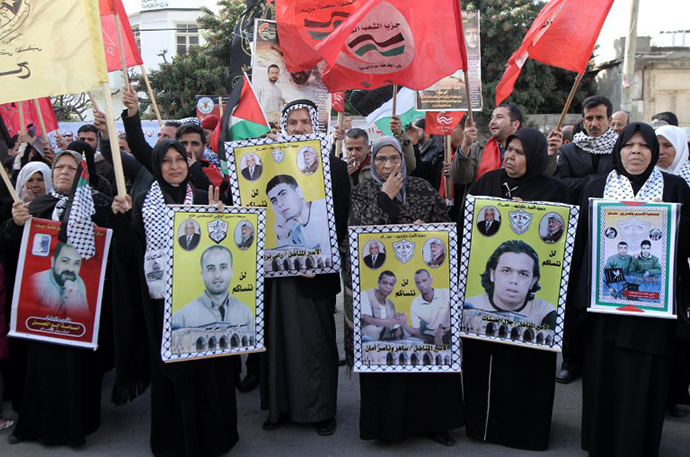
[252, 19, 331, 131]
[350, 224, 461, 373]
[589, 200, 679, 319]
[226, 134, 340, 278]
[414, 10, 483, 112]
[161, 206, 266, 362]
[458, 196, 579, 351]
[10, 218, 112, 349]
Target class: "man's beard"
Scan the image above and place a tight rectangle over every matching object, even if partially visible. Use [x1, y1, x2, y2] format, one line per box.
[54, 269, 77, 286]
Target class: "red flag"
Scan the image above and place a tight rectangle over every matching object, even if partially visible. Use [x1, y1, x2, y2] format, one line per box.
[332, 92, 345, 112]
[495, 0, 614, 106]
[425, 111, 464, 136]
[275, 0, 364, 72]
[280, 0, 468, 92]
[0, 98, 58, 137]
[99, 0, 143, 72]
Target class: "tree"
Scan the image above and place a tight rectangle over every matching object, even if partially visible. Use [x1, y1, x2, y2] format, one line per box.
[52, 93, 90, 122]
[466, 0, 595, 129]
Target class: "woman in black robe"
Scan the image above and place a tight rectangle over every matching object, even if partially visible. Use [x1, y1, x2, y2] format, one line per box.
[572, 122, 690, 457]
[112, 139, 238, 457]
[1, 149, 112, 447]
[349, 136, 464, 446]
[463, 128, 575, 451]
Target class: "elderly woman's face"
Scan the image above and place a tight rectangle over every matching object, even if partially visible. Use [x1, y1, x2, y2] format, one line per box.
[25, 171, 47, 200]
[161, 148, 188, 185]
[621, 132, 652, 175]
[373, 145, 402, 181]
[53, 155, 79, 193]
[657, 135, 676, 169]
[504, 138, 527, 178]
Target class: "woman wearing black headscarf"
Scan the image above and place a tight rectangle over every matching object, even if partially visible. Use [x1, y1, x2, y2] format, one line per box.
[349, 136, 464, 446]
[112, 139, 238, 457]
[463, 128, 575, 451]
[570, 122, 690, 457]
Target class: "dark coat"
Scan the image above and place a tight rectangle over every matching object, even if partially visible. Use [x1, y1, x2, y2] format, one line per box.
[556, 143, 613, 199]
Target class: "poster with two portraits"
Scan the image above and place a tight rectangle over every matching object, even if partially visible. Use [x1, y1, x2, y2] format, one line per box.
[458, 196, 579, 351]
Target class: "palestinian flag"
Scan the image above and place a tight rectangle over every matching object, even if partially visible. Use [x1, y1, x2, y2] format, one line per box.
[59, 158, 96, 259]
[364, 87, 422, 136]
[213, 73, 271, 175]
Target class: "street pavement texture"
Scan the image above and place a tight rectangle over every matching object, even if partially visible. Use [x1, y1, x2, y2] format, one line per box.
[1, 299, 688, 456]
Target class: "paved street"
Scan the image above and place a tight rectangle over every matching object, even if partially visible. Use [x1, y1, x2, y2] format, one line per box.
[1, 300, 688, 456]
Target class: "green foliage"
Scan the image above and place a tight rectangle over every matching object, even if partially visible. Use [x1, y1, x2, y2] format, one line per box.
[466, 0, 594, 129]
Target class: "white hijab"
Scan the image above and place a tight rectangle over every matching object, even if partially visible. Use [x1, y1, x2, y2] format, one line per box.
[14, 162, 53, 201]
[656, 125, 689, 175]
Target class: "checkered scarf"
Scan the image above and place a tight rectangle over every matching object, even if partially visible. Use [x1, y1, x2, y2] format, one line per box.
[678, 162, 690, 187]
[142, 181, 193, 298]
[573, 127, 618, 155]
[280, 101, 320, 135]
[64, 159, 96, 259]
[603, 167, 665, 201]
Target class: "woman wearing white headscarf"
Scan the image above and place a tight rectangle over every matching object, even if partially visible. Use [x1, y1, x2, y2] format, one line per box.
[14, 162, 53, 202]
[656, 125, 690, 185]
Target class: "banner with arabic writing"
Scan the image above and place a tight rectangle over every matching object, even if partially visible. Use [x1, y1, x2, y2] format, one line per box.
[10, 218, 111, 349]
[458, 196, 578, 351]
[589, 200, 679, 319]
[349, 223, 461, 373]
[161, 206, 266, 362]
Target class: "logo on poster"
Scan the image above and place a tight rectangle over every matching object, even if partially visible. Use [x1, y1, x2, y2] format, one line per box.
[208, 218, 228, 244]
[271, 149, 285, 163]
[392, 238, 415, 263]
[31, 233, 51, 257]
[509, 209, 533, 235]
[618, 217, 650, 248]
[196, 97, 214, 114]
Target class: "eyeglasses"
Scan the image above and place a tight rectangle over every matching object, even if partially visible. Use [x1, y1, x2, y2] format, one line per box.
[374, 155, 402, 165]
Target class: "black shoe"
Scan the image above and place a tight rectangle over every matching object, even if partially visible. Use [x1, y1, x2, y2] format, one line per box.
[262, 413, 290, 431]
[555, 368, 579, 384]
[238, 373, 259, 392]
[315, 418, 337, 436]
[429, 432, 456, 447]
[669, 404, 690, 418]
[7, 434, 21, 445]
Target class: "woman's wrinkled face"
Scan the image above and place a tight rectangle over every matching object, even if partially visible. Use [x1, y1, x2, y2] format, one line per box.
[503, 138, 527, 178]
[657, 134, 676, 169]
[621, 132, 652, 176]
[52, 155, 79, 193]
[161, 148, 188, 185]
[25, 171, 47, 200]
[373, 145, 402, 181]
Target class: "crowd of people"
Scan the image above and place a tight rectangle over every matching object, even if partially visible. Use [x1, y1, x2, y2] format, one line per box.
[0, 88, 688, 457]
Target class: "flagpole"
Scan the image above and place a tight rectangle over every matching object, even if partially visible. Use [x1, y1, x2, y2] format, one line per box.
[139, 65, 163, 127]
[463, 70, 474, 125]
[87, 91, 100, 112]
[113, 1, 130, 91]
[101, 82, 127, 197]
[391, 85, 398, 116]
[556, 73, 584, 131]
[0, 164, 19, 203]
[445, 134, 454, 199]
[335, 111, 343, 158]
[32, 99, 51, 147]
[18, 101, 26, 135]
[218, 96, 224, 119]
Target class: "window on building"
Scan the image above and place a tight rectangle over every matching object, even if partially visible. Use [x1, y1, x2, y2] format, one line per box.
[132, 25, 141, 54]
[176, 23, 199, 56]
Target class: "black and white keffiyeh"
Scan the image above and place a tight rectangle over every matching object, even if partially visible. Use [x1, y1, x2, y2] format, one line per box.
[573, 127, 618, 155]
[679, 162, 690, 187]
[50, 189, 70, 221]
[64, 159, 97, 259]
[142, 181, 193, 299]
[280, 99, 320, 135]
[603, 168, 664, 201]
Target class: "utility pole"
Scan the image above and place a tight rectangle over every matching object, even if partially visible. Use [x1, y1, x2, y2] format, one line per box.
[621, 0, 640, 116]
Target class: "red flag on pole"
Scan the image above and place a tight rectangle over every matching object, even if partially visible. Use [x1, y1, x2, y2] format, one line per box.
[425, 111, 464, 136]
[99, 0, 143, 72]
[495, 0, 614, 106]
[279, 0, 468, 92]
[331, 92, 346, 112]
[0, 98, 58, 137]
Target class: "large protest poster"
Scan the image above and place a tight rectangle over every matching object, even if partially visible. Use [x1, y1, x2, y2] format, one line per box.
[226, 134, 341, 278]
[414, 10, 483, 112]
[350, 224, 461, 373]
[161, 206, 266, 362]
[252, 19, 330, 131]
[10, 218, 112, 349]
[458, 196, 578, 351]
[589, 200, 679, 319]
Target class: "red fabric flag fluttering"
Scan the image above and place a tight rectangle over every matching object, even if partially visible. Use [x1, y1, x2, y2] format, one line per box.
[425, 111, 464, 136]
[495, 0, 614, 106]
[0, 98, 58, 137]
[99, 0, 143, 72]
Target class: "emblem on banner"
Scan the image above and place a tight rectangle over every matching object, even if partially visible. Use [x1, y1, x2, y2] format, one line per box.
[208, 218, 228, 244]
[196, 97, 214, 114]
[392, 238, 415, 263]
[509, 209, 533, 235]
[31, 233, 51, 257]
[617, 217, 650, 248]
[271, 149, 285, 163]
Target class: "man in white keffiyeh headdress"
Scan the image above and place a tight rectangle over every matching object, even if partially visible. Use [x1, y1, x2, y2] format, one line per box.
[556, 95, 619, 199]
